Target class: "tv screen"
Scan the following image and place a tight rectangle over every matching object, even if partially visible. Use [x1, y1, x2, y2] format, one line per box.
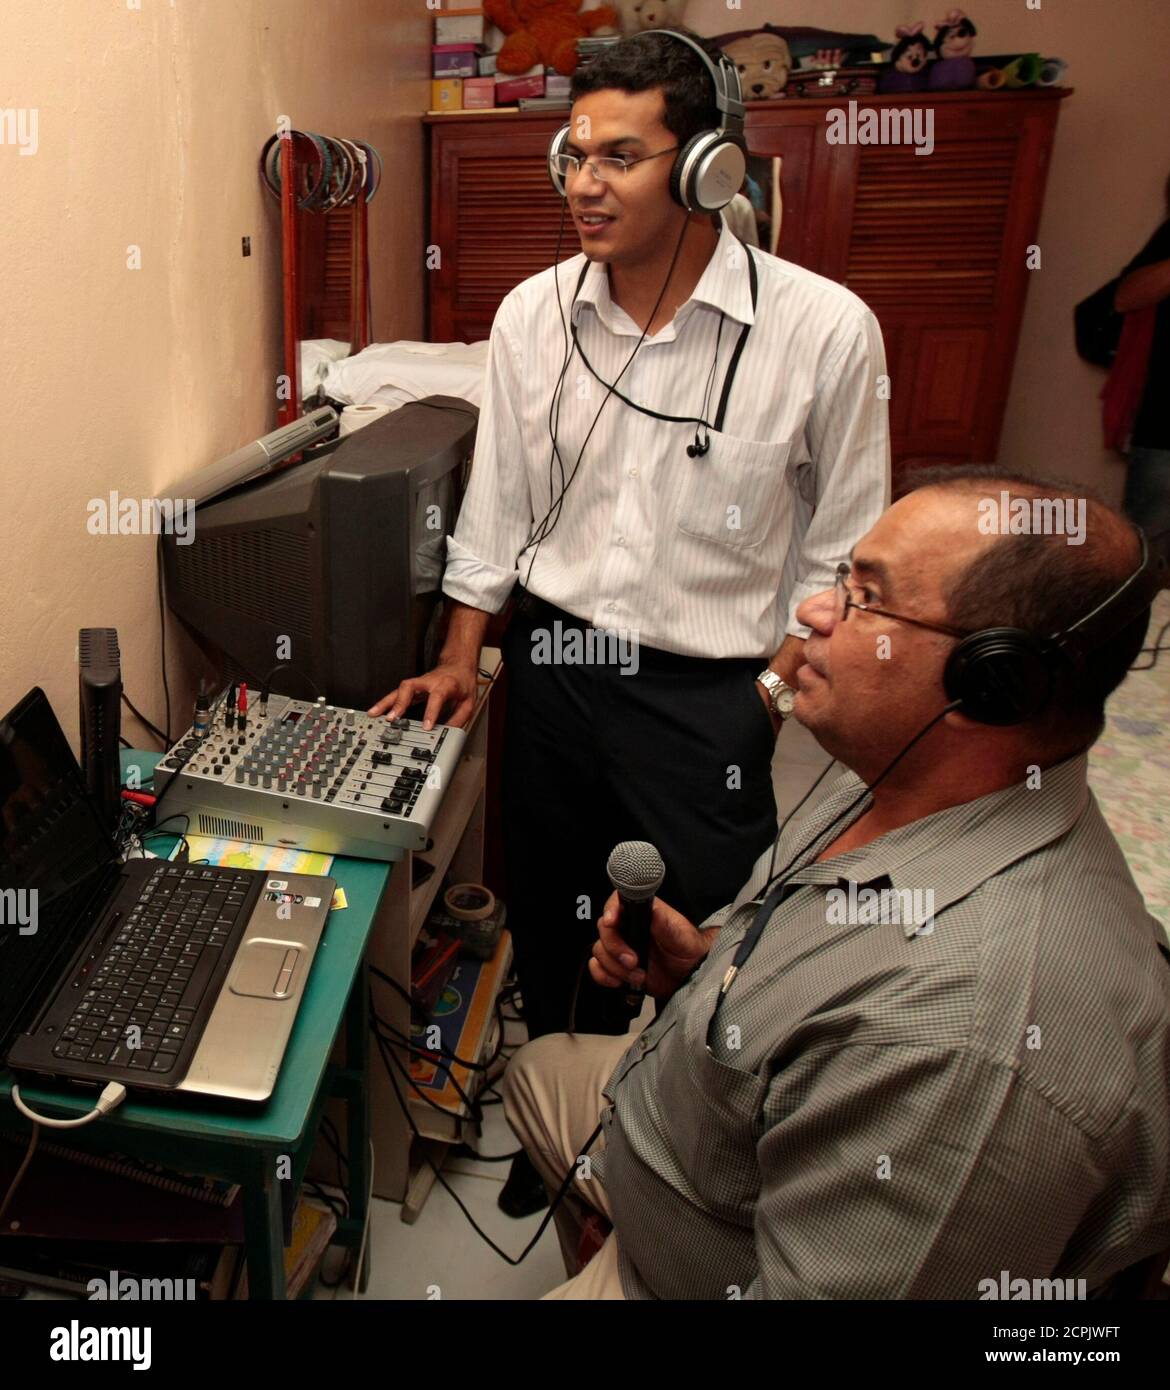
[162, 396, 476, 709]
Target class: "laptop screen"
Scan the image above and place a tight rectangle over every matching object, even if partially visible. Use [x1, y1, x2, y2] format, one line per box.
[0, 687, 119, 1048]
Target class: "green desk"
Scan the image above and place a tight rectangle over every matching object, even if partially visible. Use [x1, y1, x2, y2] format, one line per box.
[0, 752, 393, 1299]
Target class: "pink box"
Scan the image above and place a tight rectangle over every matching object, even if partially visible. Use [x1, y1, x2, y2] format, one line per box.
[495, 73, 545, 102]
[463, 77, 496, 109]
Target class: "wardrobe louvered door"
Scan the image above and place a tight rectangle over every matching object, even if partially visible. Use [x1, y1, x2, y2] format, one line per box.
[426, 90, 1067, 468]
[428, 117, 572, 343]
[849, 99, 1061, 470]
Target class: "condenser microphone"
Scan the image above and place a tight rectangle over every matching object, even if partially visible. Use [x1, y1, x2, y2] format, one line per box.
[606, 841, 666, 1002]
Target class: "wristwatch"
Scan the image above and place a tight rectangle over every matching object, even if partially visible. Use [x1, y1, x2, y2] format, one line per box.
[756, 669, 796, 720]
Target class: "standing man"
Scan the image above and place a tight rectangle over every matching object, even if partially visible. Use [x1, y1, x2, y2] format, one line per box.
[369, 28, 889, 1214]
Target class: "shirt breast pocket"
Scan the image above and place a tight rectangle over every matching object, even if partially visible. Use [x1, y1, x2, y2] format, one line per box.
[676, 432, 790, 550]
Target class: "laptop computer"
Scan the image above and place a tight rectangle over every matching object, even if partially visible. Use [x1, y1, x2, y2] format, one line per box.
[0, 687, 336, 1104]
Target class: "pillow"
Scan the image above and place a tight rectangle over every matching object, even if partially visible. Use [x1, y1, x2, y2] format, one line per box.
[299, 339, 352, 401]
[322, 340, 490, 410]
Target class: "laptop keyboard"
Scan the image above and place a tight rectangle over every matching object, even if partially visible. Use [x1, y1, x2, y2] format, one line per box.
[51, 866, 254, 1077]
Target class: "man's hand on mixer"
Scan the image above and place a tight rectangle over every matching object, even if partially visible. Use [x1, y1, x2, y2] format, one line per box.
[367, 661, 478, 731]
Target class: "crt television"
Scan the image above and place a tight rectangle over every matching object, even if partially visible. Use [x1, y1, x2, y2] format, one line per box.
[162, 396, 477, 710]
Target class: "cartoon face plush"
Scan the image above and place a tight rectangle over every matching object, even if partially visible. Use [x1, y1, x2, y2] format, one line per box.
[891, 23, 931, 73]
[934, 9, 977, 59]
[721, 30, 792, 101]
[613, 0, 688, 34]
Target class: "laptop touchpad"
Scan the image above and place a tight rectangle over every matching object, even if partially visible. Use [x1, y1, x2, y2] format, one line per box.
[228, 939, 302, 999]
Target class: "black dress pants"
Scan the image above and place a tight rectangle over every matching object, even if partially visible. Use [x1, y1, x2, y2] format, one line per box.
[501, 592, 778, 1040]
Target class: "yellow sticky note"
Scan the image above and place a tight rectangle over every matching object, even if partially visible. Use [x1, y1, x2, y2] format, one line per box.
[330, 886, 349, 912]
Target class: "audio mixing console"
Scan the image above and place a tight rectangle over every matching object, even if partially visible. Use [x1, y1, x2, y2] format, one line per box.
[152, 689, 466, 861]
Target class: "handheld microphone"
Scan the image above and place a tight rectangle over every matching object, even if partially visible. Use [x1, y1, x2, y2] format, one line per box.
[607, 840, 666, 1004]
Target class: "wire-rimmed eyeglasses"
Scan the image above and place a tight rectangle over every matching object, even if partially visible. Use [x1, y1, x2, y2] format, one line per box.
[552, 145, 679, 184]
[833, 562, 971, 639]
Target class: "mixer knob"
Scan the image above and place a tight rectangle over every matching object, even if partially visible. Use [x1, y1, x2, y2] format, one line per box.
[262, 773, 272, 788]
[248, 771, 258, 786]
[278, 775, 287, 792]
[312, 781, 322, 799]
[234, 768, 244, 783]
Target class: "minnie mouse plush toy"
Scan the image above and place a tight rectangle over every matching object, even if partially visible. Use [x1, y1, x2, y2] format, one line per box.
[879, 21, 932, 93]
[928, 8, 978, 90]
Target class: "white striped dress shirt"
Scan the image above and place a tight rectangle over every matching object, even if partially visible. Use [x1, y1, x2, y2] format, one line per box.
[443, 220, 891, 659]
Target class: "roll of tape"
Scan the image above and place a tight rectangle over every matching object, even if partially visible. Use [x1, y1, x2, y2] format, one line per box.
[1036, 57, 1067, 87]
[339, 403, 391, 437]
[443, 883, 496, 923]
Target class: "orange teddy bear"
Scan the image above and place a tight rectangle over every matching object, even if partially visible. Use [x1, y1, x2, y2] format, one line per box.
[485, 0, 619, 77]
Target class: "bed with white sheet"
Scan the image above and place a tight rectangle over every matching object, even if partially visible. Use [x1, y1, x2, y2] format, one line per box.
[299, 339, 490, 412]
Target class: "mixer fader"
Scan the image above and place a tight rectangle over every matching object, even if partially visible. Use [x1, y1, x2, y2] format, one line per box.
[153, 690, 466, 861]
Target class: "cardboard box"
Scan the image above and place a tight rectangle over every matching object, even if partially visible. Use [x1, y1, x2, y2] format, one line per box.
[495, 73, 545, 102]
[433, 43, 479, 78]
[477, 52, 497, 76]
[545, 73, 571, 99]
[435, 10, 485, 45]
[431, 78, 464, 112]
[463, 77, 496, 109]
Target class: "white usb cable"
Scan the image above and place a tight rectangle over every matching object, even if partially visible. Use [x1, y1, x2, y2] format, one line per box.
[10, 1081, 128, 1129]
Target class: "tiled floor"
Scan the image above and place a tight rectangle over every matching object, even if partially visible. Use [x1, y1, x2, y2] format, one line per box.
[317, 724, 834, 1302]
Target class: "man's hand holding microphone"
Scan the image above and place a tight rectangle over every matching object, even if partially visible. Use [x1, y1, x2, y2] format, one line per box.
[591, 841, 715, 1004]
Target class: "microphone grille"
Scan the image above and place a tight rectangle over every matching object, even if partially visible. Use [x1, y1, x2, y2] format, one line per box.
[607, 841, 665, 900]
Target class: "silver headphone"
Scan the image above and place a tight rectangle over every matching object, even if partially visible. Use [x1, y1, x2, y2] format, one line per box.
[547, 29, 747, 213]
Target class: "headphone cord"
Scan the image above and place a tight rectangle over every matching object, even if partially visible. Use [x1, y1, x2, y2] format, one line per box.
[756, 701, 964, 907]
[518, 210, 693, 586]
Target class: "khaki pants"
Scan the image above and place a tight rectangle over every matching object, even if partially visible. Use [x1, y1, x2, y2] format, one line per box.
[503, 1031, 634, 1299]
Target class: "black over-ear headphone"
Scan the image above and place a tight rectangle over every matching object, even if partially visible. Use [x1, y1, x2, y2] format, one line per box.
[942, 526, 1164, 726]
[547, 29, 747, 213]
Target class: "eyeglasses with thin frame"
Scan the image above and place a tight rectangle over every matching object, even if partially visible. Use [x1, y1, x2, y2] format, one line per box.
[552, 145, 679, 184]
[833, 562, 971, 639]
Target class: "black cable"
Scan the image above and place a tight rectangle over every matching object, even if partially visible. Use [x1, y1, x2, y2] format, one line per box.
[452, 1142, 520, 1163]
[1130, 616, 1170, 671]
[258, 662, 321, 702]
[373, 1024, 599, 1267]
[369, 966, 504, 1073]
[120, 692, 168, 748]
[767, 757, 839, 885]
[304, 1178, 348, 1221]
[369, 1002, 485, 1123]
[321, 1115, 350, 1184]
[517, 204, 693, 588]
[759, 704, 961, 910]
[527, 215, 690, 558]
[140, 813, 193, 864]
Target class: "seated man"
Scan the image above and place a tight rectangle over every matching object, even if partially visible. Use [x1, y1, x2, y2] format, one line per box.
[503, 466, 1170, 1299]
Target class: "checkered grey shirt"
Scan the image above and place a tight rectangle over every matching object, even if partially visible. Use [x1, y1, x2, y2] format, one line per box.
[592, 754, 1170, 1299]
